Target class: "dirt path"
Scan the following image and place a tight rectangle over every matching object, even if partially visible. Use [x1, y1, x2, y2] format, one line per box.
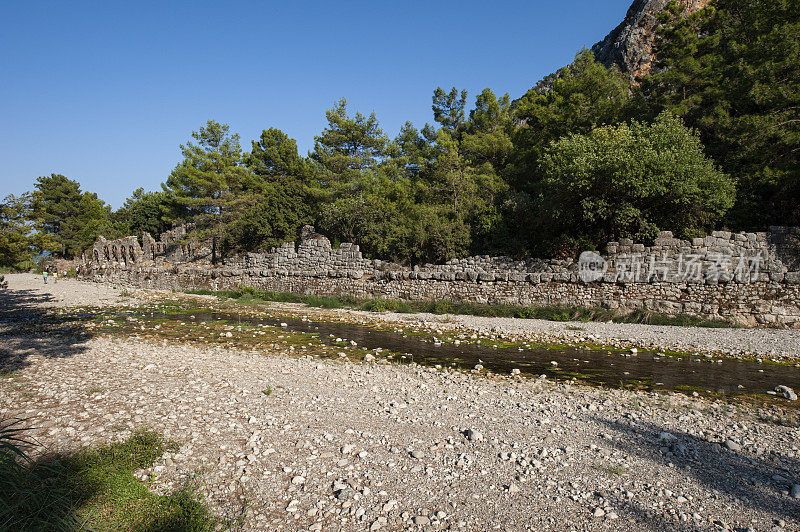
[1, 274, 799, 531]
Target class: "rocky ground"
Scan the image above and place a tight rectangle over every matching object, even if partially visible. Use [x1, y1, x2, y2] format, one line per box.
[1, 274, 799, 531]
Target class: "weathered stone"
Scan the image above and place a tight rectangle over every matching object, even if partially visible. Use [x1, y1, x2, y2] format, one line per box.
[80, 224, 800, 329]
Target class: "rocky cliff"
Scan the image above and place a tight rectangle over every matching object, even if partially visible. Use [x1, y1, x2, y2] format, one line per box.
[591, 0, 711, 80]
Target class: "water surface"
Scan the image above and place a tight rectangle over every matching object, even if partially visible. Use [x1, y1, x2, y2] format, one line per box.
[164, 312, 800, 397]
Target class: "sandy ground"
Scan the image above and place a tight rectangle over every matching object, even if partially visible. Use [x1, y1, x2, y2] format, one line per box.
[1, 273, 799, 531]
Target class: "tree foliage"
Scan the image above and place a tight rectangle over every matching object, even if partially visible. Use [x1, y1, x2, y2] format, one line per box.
[163, 120, 249, 262]
[635, 0, 800, 227]
[222, 128, 313, 253]
[13, 3, 800, 264]
[30, 174, 111, 259]
[539, 112, 734, 248]
[311, 98, 389, 181]
[511, 50, 630, 193]
[0, 194, 35, 269]
[113, 188, 182, 239]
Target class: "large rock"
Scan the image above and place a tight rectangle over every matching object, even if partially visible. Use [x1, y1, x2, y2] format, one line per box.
[591, 0, 710, 80]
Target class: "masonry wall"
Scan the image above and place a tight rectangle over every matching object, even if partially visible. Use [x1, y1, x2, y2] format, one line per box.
[81, 225, 800, 328]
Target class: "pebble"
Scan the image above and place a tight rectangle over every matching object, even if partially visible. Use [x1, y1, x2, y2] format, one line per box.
[775, 385, 797, 401]
[5, 274, 800, 532]
[724, 440, 742, 452]
[465, 429, 483, 442]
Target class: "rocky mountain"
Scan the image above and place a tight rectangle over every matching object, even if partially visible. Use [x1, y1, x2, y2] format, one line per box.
[591, 0, 711, 80]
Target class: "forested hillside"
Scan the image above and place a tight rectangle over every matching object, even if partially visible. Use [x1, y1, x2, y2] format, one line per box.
[1, 0, 797, 269]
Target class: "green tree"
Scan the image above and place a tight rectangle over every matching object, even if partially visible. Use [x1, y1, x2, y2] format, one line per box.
[510, 50, 630, 193]
[310, 98, 389, 183]
[539, 112, 735, 251]
[420, 88, 514, 256]
[0, 194, 35, 269]
[246, 127, 309, 181]
[113, 188, 182, 239]
[317, 173, 417, 261]
[394, 121, 436, 178]
[30, 174, 111, 259]
[636, 0, 800, 227]
[407, 204, 471, 264]
[221, 128, 313, 253]
[163, 120, 249, 263]
[309, 100, 417, 259]
[221, 189, 311, 253]
[432, 87, 468, 134]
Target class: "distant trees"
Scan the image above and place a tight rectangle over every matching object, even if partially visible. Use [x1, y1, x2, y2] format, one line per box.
[302, 89, 516, 264]
[30, 174, 111, 259]
[634, 0, 800, 228]
[113, 188, 181, 239]
[223, 128, 313, 253]
[0, 194, 35, 269]
[511, 50, 630, 195]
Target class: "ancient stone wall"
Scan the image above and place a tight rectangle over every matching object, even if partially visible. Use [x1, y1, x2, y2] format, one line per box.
[81, 225, 800, 328]
[85, 224, 211, 268]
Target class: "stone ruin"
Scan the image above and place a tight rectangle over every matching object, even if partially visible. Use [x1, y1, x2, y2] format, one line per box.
[83, 224, 211, 268]
[81, 224, 800, 327]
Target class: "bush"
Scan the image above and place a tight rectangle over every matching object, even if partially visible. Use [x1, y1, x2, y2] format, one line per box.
[539, 112, 735, 247]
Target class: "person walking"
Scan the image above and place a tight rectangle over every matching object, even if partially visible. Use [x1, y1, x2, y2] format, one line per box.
[53, 270, 58, 284]
[43, 270, 48, 284]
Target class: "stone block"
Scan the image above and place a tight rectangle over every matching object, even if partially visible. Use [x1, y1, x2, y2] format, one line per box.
[784, 272, 800, 284]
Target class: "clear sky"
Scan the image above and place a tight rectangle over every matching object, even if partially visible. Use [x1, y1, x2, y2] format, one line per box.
[1, 0, 632, 208]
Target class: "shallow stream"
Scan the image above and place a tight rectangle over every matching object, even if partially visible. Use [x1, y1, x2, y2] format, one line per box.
[165, 312, 800, 397]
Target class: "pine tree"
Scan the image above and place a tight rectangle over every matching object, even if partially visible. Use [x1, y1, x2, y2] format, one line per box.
[163, 120, 249, 263]
[30, 174, 111, 259]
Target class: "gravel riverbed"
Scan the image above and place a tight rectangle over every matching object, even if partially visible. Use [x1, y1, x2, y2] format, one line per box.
[1, 274, 799, 531]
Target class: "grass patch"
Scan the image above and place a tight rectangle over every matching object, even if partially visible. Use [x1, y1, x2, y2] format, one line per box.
[186, 287, 733, 328]
[592, 463, 626, 476]
[0, 420, 223, 531]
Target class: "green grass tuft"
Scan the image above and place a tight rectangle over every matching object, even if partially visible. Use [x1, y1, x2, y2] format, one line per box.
[0, 422, 222, 531]
[185, 287, 733, 328]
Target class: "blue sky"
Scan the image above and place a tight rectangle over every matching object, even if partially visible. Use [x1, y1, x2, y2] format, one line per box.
[1, 0, 632, 207]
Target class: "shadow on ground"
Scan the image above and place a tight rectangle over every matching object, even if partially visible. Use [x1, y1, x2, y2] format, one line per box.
[0, 286, 95, 372]
[595, 416, 799, 530]
[0, 423, 216, 531]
